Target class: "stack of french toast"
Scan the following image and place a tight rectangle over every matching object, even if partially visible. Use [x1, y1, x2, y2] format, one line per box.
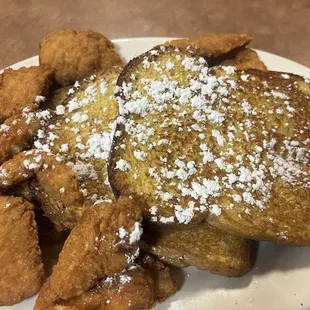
[0, 30, 309, 309]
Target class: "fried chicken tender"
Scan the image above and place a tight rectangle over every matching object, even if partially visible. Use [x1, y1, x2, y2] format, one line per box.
[0, 108, 52, 165]
[0, 150, 87, 230]
[222, 48, 267, 70]
[34, 197, 143, 309]
[39, 29, 123, 86]
[0, 66, 53, 164]
[37, 267, 155, 310]
[163, 33, 253, 59]
[0, 66, 53, 122]
[0, 196, 44, 306]
[0, 114, 41, 165]
[52, 255, 177, 310]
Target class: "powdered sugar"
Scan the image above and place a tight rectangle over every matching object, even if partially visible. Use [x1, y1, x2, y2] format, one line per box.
[110, 47, 309, 229]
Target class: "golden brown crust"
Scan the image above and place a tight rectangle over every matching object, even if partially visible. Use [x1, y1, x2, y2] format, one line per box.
[34, 197, 143, 309]
[39, 29, 123, 86]
[162, 35, 266, 70]
[51, 267, 156, 310]
[222, 48, 267, 70]
[36, 254, 176, 310]
[0, 196, 44, 306]
[0, 150, 88, 230]
[0, 113, 41, 165]
[163, 33, 253, 59]
[141, 222, 251, 276]
[0, 66, 53, 164]
[0, 66, 53, 122]
[0, 68, 121, 230]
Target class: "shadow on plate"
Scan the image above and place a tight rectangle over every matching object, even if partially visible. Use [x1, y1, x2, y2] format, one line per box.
[251, 241, 310, 275]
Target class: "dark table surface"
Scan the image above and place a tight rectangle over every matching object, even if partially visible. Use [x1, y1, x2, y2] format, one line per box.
[0, 0, 309, 69]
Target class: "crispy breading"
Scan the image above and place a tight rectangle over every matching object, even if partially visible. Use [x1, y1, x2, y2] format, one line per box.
[109, 46, 310, 244]
[36, 255, 176, 310]
[222, 48, 267, 70]
[0, 66, 53, 164]
[0, 150, 87, 230]
[58, 255, 177, 310]
[34, 197, 143, 309]
[0, 66, 53, 122]
[0, 108, 52, 165]
[39, 29, 123, 86]
[0, 67, 120, 229]
[163, 33, 253, 59]
[37, 266, 155, 310]
[0, 196, 44, 306]
[141, 222, 251, 276]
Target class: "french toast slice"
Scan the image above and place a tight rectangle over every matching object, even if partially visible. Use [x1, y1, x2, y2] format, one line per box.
[36, 68, 121, 205]
[109, 46, 310, 244]
[141, 222, 251, 277]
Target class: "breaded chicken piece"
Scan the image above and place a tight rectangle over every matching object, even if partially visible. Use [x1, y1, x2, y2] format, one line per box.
[163, 33, 253, 59]
[37, 266, 155, 310]
[0, 114, 41, 165]
[0, 108, 52, 165]
[0, 66, 53, 164]
[0, 69, 121, 229]
[34, 197, 143, 309]
[0, 150, 87, 230]
[39, 29, 123, 86]
[0, 196, 44, 306]
[222, 48, 267, 70]
[0, 66, 53, 122]
[51, 255, 177, 310]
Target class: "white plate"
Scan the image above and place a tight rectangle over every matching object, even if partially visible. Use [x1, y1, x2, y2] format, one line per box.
[2, 37, 310, 310]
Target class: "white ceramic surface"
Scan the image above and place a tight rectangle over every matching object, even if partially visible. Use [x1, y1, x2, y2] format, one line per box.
[2, 38, 310, 310]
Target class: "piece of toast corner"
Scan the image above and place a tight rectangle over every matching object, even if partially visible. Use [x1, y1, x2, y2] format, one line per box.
[141, 221, 251, 277]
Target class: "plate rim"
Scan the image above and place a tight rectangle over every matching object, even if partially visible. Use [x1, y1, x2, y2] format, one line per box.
[3, 37, 310, 77]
